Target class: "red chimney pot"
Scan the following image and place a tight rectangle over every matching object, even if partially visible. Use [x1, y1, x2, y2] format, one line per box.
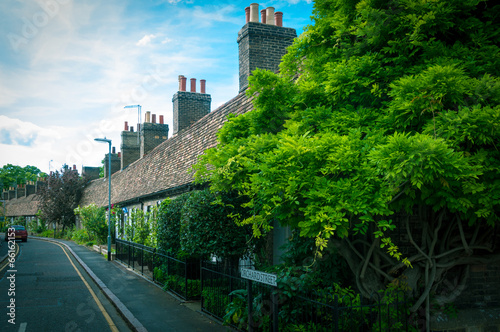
[200, 79, 206, 94]
[190, 78, 196, 92]
[159, 115, 164, 124]
[261, 9, 266, 23]
[275, 12, 283, 27]
[124, 121, 129, 131]
[245, 7, 250, 23]
[179, 75, 187, 91]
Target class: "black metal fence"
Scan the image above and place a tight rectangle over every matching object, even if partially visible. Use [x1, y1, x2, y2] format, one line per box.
[200, 262, 410, 332]
[115, 239, 200, 300]
[116, 240, 409, 331]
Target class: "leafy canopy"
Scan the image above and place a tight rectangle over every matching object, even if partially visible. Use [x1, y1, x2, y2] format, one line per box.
[193, 0, 500, 264]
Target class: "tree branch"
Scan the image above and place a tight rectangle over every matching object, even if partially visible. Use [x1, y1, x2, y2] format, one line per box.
[457, 215, 472, 255]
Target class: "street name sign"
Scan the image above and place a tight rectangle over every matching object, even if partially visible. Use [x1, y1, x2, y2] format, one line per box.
[241, 268, 277, 287]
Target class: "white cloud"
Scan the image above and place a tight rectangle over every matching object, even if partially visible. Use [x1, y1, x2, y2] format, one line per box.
[136, 34, 157, 46]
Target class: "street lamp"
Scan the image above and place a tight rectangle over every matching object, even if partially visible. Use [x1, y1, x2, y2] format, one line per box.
[95, 137, 112, 261]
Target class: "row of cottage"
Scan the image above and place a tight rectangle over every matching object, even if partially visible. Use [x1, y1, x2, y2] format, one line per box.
[3, 3, 296, 264]
[3, 4, 500, 330]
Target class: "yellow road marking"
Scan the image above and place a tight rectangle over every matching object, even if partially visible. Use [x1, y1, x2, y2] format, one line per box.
[52, 241, 119, 332]
[0, 242, 19, 272]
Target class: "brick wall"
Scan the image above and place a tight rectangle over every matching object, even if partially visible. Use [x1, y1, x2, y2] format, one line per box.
[82, 166, 100, 181]
[104, 153, 120, 177]
[140, 122, 169, 158]
[237, 22, 296, 92]
[172, 91, 211, 135]
[121, 130, 140, 169]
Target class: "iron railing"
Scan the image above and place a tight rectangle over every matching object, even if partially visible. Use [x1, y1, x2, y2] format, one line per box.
[115, 239, 200, 300]
[200, 262, 410, 332]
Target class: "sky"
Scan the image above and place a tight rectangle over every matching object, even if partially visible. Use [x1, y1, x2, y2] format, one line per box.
[0, 0, 314, 175]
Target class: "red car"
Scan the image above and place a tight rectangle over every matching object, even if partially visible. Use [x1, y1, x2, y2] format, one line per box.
[5, 225, 28, 242]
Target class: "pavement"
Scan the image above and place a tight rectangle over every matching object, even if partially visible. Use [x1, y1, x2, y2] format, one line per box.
[2, 234, 232, 332]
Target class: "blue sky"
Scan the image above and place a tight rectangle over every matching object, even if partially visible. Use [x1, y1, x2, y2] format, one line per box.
[0, 0, 314, 174]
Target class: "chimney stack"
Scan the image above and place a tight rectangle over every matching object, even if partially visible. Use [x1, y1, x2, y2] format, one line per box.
[152, 114, 156, 123]
[140, 114, 169, 158]
[173, 75, 211, 135]
[238, 3, 296, 92]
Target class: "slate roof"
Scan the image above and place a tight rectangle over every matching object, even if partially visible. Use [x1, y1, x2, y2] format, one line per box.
[79, 91, 254, 207]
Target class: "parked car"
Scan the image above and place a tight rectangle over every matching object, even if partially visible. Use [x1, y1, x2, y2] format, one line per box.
[4, 225, 28, 242]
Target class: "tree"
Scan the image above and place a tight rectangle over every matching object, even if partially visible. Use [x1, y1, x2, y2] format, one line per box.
[0, 164, 45, 190]
[38, 165, 86, 232]
[194, 0, 500, 326]
[74, 204, 107, 244]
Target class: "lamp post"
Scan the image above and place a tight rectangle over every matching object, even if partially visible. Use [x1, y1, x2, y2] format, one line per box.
[95, 137, 112, 261]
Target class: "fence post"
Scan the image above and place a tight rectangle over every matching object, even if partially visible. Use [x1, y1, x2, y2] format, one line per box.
[127, 241, 131, 267]
[153, 248, 156, 283]
[185, 259, 188, 300]
[334, 294, 339, 332]
[140, 245, 143, 275]
[201, 261, 205, 310]
[247, 279, 254, 332]
[272, 289, 279, 332]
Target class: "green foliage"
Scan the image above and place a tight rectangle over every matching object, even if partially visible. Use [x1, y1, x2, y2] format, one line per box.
[153, 264, 201, 298]
[193, 0, 500, 263]
[71, 228, 92, 245]
[130, 209, 148, 245]
[0, 164, 44, 190]
[203, 286, 231, 318]
[157, 194, 190, 254]
[74, 204, 107, 244]
[179, 188, 259, 260]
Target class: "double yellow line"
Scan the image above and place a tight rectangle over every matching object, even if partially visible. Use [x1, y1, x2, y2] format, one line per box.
[1, 239, 119, 332]
[52, 241, 119, 332]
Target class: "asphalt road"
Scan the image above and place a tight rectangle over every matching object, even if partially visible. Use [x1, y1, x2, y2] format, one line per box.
[0, 236, 132, 332]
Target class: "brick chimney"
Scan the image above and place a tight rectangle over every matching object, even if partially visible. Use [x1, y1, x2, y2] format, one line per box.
[140, 112, 169, 158]
[16, 184, 26, 199]
[104, 147, 121, 177]
[25, 181, 36, 197]
[82, 166, 100, 181]
[237, 3, 296, 92]
[121, 123, 140, 170]
[172, 76, 211, 135]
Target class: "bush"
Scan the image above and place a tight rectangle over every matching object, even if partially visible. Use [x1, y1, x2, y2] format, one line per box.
[157, 194, 190, 254]
[180, 189, 258, 260]
[72, 228, 91, 244]
[74, 204, 107, 244]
